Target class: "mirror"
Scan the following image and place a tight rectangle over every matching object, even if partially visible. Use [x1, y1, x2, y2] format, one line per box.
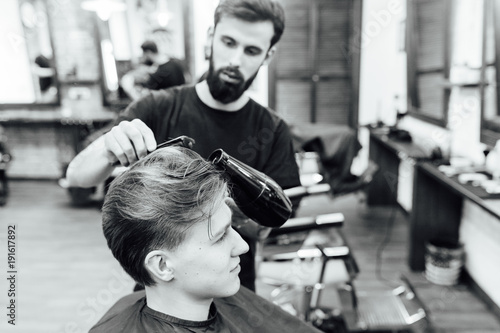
[0, 0, 60, 108]
[481, 0, 500, 146]
[91, 0, 190, 109]
[407, 0, 500, 146]
[406, 0, 450, 127]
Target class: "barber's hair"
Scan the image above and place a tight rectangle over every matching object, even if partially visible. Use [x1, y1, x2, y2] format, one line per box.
[214, 0, 285, 48]
[140, 40, 159, 54]
[102, 146, 228, 287]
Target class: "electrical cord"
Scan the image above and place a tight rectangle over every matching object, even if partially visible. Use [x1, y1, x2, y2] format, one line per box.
[374, 203, 400, 288]
[372, 198, 429, 288]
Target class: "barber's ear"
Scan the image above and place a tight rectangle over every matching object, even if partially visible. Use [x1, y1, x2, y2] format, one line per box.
[145, 250, 174, 282]
[263, 46, 277, 66]
[205, 26, 215, 60]
[207, 26, 214, 41]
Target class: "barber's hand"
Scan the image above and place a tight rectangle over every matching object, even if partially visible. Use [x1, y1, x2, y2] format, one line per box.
[226, 198, 271, 241]
[103, 119, 157, 166]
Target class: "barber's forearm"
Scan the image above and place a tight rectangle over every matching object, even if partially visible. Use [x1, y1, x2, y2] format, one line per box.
[66, 137, 115, 188]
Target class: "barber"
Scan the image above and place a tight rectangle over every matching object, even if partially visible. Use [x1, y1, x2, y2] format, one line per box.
[66, 0, 300, 292]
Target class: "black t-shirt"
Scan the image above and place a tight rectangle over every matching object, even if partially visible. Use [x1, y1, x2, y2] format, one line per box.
[89, 287, 322, 333]
[116, 85, 300, 190]
[142, 59, 185, 90]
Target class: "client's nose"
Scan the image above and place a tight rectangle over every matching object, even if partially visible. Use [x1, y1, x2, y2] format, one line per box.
[232, 229, 250, 256]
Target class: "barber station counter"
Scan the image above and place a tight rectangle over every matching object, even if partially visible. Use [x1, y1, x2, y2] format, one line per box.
[0, 108, 115, 179]
[367, 128, 429, 209]
[410, 162, 500, 313]
[409, 161, 500, 269]
[368, 129, 500, 314]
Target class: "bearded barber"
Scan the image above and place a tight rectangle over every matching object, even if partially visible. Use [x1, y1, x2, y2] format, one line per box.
[66, 0, 301, 292]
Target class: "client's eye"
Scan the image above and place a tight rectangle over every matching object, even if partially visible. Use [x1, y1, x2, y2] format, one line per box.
[216, 228, 230, 243]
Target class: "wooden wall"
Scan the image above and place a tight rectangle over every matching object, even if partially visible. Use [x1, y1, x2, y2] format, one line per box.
[270, 0, 361, 128]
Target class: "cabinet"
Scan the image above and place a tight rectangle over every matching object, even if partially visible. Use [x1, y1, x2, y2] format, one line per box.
[409, 162, 500, 270]
[367, 129, 428, 208]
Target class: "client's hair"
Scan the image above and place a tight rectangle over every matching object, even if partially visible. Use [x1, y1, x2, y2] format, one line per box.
[214, 0, 285, 48]
[102, 146, 227, 286]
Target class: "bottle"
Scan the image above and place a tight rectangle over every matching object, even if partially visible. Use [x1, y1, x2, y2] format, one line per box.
[209, 149, 293, 228]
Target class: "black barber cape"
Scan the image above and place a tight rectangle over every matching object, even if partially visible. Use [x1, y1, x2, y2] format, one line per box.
[89, 286, 322, 333]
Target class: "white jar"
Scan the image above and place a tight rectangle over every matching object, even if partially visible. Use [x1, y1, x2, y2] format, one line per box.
[485, 140, 500, 180]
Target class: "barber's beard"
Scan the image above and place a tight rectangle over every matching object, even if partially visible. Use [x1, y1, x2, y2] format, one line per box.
[206, 56, 259, 104]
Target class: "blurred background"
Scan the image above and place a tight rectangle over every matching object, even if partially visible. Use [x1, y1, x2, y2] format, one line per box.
[1, 0, 500, 332]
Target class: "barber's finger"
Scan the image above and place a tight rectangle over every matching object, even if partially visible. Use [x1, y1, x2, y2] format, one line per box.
[257, 226, 272, 240]
[225, 197, 247, 219]
[117, 120, 151, 160]
[104, 130, 132, 166]
[106, 152, 119, 166]
[109, 125, 139, 166]
[130, 119, 157, 152]
[225, 197, 237, 208]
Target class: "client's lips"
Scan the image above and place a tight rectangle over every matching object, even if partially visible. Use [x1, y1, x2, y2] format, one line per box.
[230, 261, 241, 272]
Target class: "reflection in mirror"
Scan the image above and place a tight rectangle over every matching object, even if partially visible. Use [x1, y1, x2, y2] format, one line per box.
[91, 0, 189, 109]
[481, 0, 500, 144]
[94, 16, 124, 107]
[449, 0, 483, 83]
[0, 0, 59, 107]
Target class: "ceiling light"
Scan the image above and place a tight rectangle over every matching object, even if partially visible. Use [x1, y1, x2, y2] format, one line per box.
[81, 0, 126, 21]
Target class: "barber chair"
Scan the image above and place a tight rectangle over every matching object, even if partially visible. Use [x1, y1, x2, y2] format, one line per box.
[256, 153, 429, 333]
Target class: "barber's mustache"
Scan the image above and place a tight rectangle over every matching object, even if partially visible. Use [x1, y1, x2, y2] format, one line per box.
[219, 66, 244, 82]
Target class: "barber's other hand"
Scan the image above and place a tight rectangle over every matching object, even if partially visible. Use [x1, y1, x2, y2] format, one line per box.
[226, 198, 271, 241]
[103, 119, 157, 166]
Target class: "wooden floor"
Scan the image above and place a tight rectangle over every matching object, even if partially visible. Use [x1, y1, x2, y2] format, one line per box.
[0, 180, 499, 333]
[0, 181, 135, 333]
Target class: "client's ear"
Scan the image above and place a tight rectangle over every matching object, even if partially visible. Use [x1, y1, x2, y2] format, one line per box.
[145, 250, 174, 282]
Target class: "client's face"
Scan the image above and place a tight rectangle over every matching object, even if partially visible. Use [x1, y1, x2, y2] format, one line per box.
[168, 199, 249, 299]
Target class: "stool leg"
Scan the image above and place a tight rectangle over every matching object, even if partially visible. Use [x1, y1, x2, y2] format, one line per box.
[0, 169, 8, 206]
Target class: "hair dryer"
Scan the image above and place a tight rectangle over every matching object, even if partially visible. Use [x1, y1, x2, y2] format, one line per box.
[209, 149, 293, 228]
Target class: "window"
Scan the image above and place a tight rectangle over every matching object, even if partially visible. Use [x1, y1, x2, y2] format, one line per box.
[270, 0, 361, 127]
[406, 0, 450, 127]
[407, 0, 500, 145]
